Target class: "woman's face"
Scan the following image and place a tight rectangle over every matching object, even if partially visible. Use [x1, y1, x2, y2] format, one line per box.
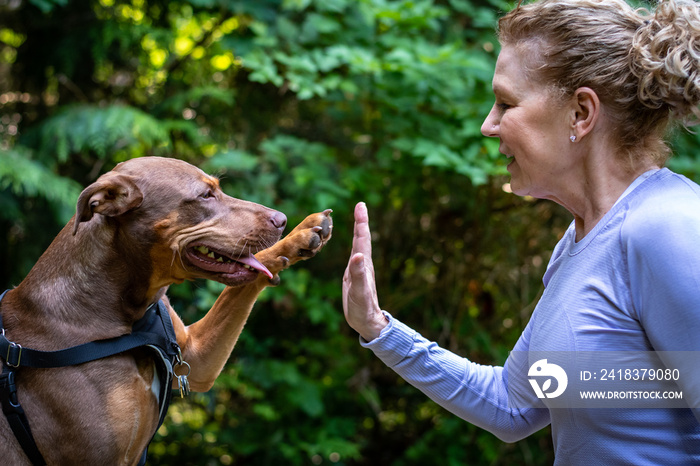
[481, 45, 574, 200]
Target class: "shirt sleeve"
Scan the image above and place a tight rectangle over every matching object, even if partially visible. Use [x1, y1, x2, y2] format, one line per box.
[623, 178, 700, 420]
[360, 311, 550, 442]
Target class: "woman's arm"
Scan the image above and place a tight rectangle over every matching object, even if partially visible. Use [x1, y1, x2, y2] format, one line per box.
[342, 202, 550, 441]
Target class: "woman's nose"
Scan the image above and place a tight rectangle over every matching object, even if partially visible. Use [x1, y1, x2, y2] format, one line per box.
[481, 105, 500, 138]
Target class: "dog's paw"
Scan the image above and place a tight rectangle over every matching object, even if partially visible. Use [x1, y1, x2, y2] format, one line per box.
[286, 209, 333, 258]
[290, 209, 333, 257]
[256, 210, 332, 285]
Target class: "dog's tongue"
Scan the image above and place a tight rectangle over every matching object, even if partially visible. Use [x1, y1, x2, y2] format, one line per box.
[238, 255, 273, 279]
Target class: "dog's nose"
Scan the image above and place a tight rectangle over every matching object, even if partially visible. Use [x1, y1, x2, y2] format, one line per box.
[270, 211, 287, 230]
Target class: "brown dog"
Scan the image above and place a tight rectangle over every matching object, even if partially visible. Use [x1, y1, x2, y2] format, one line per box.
[0, 156, 332, 465]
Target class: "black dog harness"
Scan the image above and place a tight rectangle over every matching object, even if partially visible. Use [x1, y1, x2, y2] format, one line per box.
[0, 290, 187, 465]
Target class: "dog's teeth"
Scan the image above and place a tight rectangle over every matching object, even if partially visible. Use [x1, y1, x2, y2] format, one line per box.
[194, 245, 249, 268]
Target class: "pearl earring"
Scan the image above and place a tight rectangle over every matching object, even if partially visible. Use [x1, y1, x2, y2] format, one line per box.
[570, 135, 577, 142]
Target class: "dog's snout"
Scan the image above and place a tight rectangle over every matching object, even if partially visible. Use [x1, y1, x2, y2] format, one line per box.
[270, 211, 287, 230]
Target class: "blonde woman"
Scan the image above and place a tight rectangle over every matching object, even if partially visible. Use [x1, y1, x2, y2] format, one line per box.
[342, 0, 700, 463]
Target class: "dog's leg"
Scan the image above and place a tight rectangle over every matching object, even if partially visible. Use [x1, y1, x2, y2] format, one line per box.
[169, 210, 332, 391]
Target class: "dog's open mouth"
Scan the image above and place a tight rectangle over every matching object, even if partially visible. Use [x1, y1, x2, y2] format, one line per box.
[185, 244, 273, 282]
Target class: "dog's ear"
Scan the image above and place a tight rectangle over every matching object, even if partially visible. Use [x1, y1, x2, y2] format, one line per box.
[73, 172, 144, 235]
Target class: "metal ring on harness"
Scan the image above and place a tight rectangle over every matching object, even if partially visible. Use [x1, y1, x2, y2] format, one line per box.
[174, 359, 191, 376]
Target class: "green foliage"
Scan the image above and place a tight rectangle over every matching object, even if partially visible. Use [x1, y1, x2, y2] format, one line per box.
[0, 146, 82, 220]
[239, 0, 504, 184]
[2, 0, 698, 464]
[24, 104, 182, 162]
[668, 128, 700, 183]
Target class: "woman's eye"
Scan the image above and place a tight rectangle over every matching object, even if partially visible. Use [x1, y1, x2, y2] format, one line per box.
[496, 102, 511, 112]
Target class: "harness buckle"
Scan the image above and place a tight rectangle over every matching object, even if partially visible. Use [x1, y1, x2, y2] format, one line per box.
[0, 368, 21, 409]
[5, 342, 22, 368]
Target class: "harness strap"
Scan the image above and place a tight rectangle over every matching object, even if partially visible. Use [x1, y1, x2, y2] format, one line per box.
[0, 329, 171, 369]
[0, 366, 46, 466]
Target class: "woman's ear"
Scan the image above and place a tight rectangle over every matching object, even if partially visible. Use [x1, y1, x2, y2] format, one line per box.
[571, 87, 601, 140]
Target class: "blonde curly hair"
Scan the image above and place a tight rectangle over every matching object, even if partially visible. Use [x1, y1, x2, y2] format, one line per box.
[498, 0, 700, 166]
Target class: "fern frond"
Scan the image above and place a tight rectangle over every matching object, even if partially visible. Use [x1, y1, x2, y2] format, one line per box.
[24, 104, 176, 162]
[0, 145, 82, 212]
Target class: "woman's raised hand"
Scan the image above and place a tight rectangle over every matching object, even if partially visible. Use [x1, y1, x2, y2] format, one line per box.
[342, 202, 389, 341]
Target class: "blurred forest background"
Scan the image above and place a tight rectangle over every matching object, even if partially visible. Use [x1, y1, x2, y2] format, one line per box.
[1, 0, 699, 464]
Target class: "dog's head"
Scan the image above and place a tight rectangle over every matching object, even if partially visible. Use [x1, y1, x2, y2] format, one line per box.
[72, 156, 286, 288]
